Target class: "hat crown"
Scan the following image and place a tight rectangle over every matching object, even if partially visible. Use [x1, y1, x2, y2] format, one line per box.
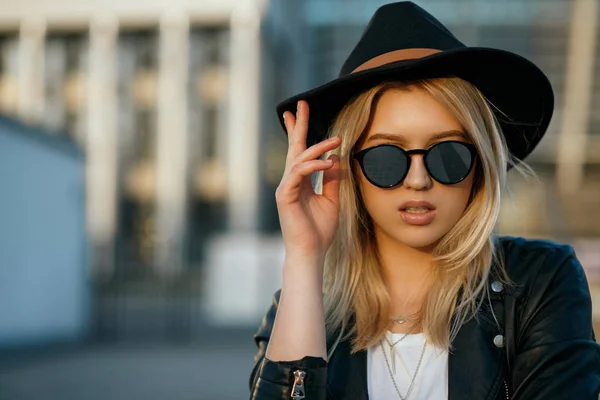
[339, 1, 465, 77]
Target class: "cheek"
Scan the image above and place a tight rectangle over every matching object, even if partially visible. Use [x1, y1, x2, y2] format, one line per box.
[358, 178, 375, 210]
[439, 176, 476, 218]
[358, 177, 386, 215]
[359, 180, 398, 223]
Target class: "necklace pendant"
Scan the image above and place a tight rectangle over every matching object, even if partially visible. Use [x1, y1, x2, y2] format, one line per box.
[392, 317, 406, 324]
[390, 346, 396, 375]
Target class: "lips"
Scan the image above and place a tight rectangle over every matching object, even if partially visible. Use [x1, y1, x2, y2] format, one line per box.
[398, 200, 436, 226]
[398, 200, 436, 211]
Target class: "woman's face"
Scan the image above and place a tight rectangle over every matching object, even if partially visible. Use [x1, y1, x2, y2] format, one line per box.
[354, 87, 477, 251]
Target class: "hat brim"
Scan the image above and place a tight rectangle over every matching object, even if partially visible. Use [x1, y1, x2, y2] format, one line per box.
[275, 47, 554, 163]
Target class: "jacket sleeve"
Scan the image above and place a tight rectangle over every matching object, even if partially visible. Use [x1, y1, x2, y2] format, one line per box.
[249, 290, 328, 400]
[511, 245, 600, 399]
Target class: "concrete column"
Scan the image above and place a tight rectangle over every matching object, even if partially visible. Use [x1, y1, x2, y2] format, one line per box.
[203, 3, 266, 326]
[226, 3, 261, 232]
[556, 0, 598, 194]
[17, 18, 46, 124]
[86, 15, 119, 279]
[155, 12, 190, 276]
[215, 32, 230, 185]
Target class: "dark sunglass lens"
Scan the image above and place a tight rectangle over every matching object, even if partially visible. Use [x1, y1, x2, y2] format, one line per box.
[426, 142, 474, 184]
[361, 146, 408, 187]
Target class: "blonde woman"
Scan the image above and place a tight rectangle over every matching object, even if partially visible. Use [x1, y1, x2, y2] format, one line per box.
[249, 2, 600, 399]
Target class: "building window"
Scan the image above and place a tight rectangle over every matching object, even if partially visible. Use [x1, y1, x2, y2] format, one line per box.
[43, 32, 88, 143]
[0, 34, 19, 116]
[117, 29, 159, 275]
[188, 26, 230, 267]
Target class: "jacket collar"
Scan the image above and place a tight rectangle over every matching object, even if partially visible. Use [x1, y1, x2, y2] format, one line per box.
[325, 293, 507, 400]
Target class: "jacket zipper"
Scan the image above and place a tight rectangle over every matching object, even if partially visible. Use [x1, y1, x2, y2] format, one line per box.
[504, 379, 510, 400]
[291, 370, 306, 399]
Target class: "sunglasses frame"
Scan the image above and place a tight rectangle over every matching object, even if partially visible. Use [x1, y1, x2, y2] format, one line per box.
[353, 140, 477, 188]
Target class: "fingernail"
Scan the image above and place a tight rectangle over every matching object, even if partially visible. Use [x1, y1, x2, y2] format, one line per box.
[283, 112, 286, 120]
[297, 101, 303, 112]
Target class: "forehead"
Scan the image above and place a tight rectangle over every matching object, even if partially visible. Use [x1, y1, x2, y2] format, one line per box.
[363, 87, 466, 145]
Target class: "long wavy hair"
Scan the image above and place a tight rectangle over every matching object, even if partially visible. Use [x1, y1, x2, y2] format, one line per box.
[314, 77, 534, 355]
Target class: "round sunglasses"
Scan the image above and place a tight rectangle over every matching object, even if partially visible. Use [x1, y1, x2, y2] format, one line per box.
[353, 140, 477, 188]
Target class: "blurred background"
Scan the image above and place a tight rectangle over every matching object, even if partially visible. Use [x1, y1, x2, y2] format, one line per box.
[0, 0, 598, 399]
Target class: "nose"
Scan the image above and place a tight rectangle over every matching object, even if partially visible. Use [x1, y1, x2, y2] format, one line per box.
[403, 154, 433, 190]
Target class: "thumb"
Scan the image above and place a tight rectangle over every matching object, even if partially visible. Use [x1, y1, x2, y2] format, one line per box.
[322, 154, 341, 203]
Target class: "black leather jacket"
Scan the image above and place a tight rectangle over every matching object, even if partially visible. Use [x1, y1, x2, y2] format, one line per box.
[249, 236, 600, 399]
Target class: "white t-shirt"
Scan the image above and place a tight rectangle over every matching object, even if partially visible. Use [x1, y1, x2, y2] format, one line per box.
[367, 331, 448, 400]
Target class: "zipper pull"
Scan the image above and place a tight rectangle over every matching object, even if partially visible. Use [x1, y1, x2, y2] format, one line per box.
[291, 370, 306, 400]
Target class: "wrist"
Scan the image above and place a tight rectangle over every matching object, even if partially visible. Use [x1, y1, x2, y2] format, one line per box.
[284, 251, 326, 267]
[282, 255, 325, 288]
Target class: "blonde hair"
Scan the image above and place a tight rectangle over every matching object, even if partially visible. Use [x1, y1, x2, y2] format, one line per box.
[314, 77, 534, 355]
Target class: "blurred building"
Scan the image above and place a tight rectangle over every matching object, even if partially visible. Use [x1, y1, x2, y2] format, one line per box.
[0, 0, 287, 342]
[1, 0, 272, 274]
[0, 0, 598, 344]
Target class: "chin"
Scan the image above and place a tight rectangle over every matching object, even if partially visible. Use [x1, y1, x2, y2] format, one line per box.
[394, 228, 446, 252]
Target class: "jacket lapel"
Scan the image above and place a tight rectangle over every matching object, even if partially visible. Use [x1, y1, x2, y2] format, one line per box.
[326, 337, 370, 400]
[448, 296, 506, 400]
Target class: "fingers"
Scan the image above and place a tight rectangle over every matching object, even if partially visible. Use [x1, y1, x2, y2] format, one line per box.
[284, 100, 310, 161]
[294, 101, 309, 149]
[276, 159, 335, 204]
[294, 136, 341, 166]
[280, 100, 341, 204]
[283, 110, 295, 138]
[283, 100, 341, 174]
[322, 154, 341, 203]
[289, 159, 334, 179]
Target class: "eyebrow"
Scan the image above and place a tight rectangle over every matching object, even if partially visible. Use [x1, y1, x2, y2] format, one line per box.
[366, 130, 470, 145]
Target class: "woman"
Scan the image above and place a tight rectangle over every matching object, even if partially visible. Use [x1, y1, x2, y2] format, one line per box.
[249, 2, 600, 399]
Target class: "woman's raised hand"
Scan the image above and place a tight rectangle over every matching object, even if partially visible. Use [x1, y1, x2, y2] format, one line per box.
[275, 100, 342, 262]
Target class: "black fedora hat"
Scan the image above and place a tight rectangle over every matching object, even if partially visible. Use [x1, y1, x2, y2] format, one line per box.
[275, 1, 554, 163]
